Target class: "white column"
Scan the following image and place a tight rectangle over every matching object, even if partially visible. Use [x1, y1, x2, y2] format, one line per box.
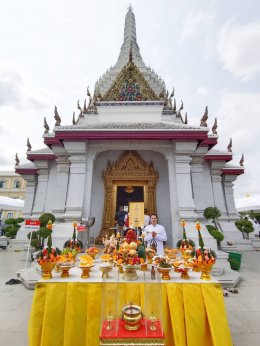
[22, 175, 37, 219]
[64, 142, 87, 221]
[32, 162, 49, 218]
[223, 175, 239, 219]
[191, 160, 205, 216]
[166, 148, 181, 244]
[82, 149, 95, 219]
[50, 145, 70, 220]
[211, 163, 227, 217]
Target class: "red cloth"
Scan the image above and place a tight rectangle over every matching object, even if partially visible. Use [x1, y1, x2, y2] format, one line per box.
[100, 318, 164, 339]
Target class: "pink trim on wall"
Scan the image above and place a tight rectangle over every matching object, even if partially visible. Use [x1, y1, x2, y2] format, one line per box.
[44, 137, 62, 146]
[204, 154, 232, 162]
[15, 168, 38, 175]
[27, 154, 57, 161]
[221, 169, 244, 176]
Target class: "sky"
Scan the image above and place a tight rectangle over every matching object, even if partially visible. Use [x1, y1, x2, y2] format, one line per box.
[0, 0, 260, 200]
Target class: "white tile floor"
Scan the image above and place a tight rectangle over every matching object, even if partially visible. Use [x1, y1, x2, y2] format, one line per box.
[0, 249, 260, 346]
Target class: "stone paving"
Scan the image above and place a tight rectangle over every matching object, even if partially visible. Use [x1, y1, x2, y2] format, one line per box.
[0, 249, 259, 346]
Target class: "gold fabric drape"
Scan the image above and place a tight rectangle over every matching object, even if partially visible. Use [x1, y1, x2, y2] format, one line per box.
[28, 282, 232, 346]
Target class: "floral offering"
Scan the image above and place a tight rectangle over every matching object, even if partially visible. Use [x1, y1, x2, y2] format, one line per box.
[176, 220, 195, 251]
[58, 248, 78, 265]
[193, 221, 216, 266]
[63, 222, 83, 251]
[37, 236, 61, 265]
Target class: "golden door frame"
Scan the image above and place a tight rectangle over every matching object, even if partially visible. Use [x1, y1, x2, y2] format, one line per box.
[96, 151, 159, 243]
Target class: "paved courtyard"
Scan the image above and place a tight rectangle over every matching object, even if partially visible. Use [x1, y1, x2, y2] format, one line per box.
[0, 249, 259, 346]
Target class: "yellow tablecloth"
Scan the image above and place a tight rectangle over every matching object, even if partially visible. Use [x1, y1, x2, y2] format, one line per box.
[28, 282, 232, 346]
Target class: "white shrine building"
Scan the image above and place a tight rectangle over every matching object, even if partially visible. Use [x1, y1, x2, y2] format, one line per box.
[15, 7, 244, 246]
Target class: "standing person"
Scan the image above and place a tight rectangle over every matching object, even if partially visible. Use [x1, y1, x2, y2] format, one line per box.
[144, 209, 150, 227]
[114, 206, 127, 237]
[144, 214, 167, 255]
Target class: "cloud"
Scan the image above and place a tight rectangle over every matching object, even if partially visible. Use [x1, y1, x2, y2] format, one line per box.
[216, 91, 260, 197]
[217, 20, 260, 80]
[179, 11, 215, 43]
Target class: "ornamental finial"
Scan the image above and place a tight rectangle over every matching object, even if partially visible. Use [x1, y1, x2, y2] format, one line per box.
[227, 138, 232, 152]
[173, 98, 176, 112]
[87, 86, 94, 108]
[15, 153, 20, 166]
[77, 100, 83, 117]
[72, 112, 76, 125]
[178, 100, 184, 112]
[54, 106, 61, 126]
[212, 117, 217, 134]
[27, 137, 32, 152]
[128, 4, 133, 11]
[44, 116, 49, 134]
[239, 154, 244, 166]
[200, 106, 208, 127]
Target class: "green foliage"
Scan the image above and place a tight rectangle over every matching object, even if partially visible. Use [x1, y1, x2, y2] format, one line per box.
[5, 218, 16, 225]
[137, 243, 146, 260]
[5, 225, 19, 238]
[206, 225, 224, 241]
[16, 217, 24, 224]
[176, 239, 196, 248]
[27, 227, 52, 249]
[38, 227, 52, 239]
[203, 207, 221, 220]
[235, 220, 254, 234]
[39, 213, 55, 227]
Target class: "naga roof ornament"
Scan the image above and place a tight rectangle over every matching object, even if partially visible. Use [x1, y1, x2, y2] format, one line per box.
[227, 138, 232, 152]
[212, 117, 217, 134]
[239, 154, 244, 166]
[27, 138, 32, 152]
[15, 153, 20, 166]
[54, 106, 61, 126]
[200, 106, 208, 127]
[44, 116, 50, 134]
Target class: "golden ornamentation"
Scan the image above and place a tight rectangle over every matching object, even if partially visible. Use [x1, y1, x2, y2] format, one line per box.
[157, 267, 172, 280]
[122, 304, 143, 331]
[40, 262, 56, 280]
[96, 151, 158, 244]
[200, 263, 213, 280]
[100, 61, 159, 101]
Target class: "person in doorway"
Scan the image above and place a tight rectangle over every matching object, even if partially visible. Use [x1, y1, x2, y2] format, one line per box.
[144, 214, 167, 255]
[144, 209, 150, 227]
[114, 205, 127, 237]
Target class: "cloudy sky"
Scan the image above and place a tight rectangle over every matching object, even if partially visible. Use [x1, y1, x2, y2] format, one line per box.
[0, 0, 259, 200]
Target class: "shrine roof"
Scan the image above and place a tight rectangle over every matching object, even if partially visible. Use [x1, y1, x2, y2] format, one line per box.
[54, 122, 205, 131]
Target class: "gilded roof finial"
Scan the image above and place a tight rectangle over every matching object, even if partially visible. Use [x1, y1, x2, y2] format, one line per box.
[184, 112, 188, 124]
[83, 99, 87, 113]
[227, 138, 232, 152]
[54, 106, 61, 126]
[27, 138, 32, 152]
[15, 153, 20, 166]
[87, 86, 94, 108]
[200, 106, 208, 127]
[212, 117, 217, 134]
[72, 112, 76, 125]
[44, 116, 49, 134]
[239, 154, 244, 166]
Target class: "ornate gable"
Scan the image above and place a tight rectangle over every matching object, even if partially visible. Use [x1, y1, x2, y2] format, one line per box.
[100, 62, 160, 101]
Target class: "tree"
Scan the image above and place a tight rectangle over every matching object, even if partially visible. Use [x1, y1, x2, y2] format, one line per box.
[39, 213, 55, 227]
[203, 207, 222, 231]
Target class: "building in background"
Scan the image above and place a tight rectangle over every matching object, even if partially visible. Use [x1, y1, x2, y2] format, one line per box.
[0, 171, 26, 219]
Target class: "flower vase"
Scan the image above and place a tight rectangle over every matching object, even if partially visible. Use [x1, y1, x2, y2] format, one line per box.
[40, 262, 56, 280]
[157, 267, 172, 280]
[200, 263, 213, 280]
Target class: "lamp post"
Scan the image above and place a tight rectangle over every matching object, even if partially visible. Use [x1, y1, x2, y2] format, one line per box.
[81, 217, 95, 248]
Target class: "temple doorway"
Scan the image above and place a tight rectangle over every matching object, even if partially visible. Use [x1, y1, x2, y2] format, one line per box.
[96, 150, 159, 243]
[116, 186, 144, 212]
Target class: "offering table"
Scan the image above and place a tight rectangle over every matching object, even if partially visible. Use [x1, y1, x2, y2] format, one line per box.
[28, 266, 232, 346]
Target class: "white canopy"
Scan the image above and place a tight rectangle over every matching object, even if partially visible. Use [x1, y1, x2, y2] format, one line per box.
[0, 196, 24, 211]
[235, 195, 260, 212]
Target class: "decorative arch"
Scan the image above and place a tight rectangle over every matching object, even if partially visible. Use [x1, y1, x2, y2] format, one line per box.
[96, 150, 159, 243]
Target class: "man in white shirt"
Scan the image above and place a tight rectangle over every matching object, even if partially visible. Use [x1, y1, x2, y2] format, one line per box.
[144, 214, 167, 255]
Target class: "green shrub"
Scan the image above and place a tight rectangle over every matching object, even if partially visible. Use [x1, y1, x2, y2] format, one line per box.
[203, 207, 222, 230]
[5, 225, 19, 238]
[39, 213, 55, 227]
[235, 220, 254, 234]
[16, 217, 24, 224]
[5, 218, 16, 225]
[206, 224, 224, 250]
